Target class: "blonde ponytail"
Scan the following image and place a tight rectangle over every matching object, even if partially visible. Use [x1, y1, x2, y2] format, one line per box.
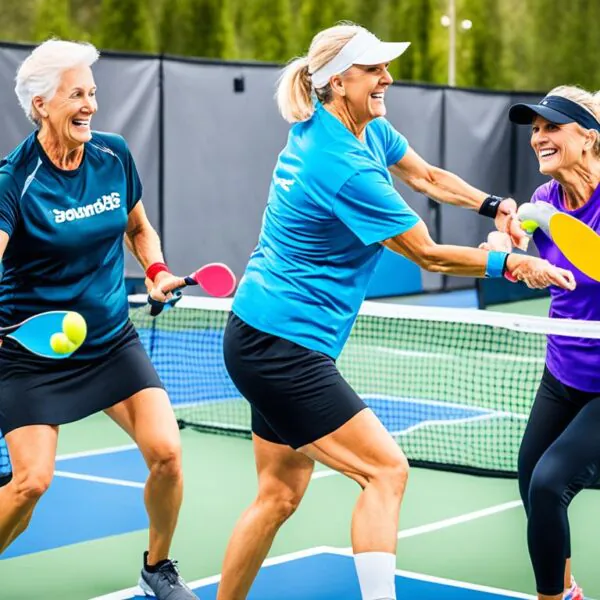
[276, 23, 364, 123]
[276, 56, 313, 124]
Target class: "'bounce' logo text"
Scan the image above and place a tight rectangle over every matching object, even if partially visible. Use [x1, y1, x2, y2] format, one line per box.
[53, 192, 121, 223]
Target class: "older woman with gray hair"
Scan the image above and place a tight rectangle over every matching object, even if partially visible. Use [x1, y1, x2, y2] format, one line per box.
[0, 40, 195, 599]
[217, 23, 575, 600]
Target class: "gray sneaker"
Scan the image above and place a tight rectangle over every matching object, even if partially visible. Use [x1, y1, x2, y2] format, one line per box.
[138, 552, 197, 599]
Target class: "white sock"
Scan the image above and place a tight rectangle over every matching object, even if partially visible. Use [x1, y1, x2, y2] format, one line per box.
[354, 552, 396, 600]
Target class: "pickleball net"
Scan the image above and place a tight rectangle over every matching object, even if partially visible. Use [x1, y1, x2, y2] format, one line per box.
[125, 296, 599, 476]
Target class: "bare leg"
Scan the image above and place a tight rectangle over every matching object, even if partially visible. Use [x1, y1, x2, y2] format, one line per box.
[0, 425, 57, 554]
[301, 409, 408, 554]
[216, 435, 314, 600]
[105, 388, 183, 563]
[564, 558, 572, 590]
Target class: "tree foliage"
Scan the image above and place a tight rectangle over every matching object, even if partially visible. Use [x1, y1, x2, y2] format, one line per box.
[33, 0, 74, 41]
[2, 0, 600, 93]
[98, 0, 157, 52]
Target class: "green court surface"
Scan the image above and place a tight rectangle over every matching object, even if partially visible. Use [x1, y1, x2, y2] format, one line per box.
[2, 414, 600, 599]
[1, 294, 599, 600]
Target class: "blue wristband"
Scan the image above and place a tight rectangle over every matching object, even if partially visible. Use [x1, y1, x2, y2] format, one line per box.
[485, 251, 509, 278]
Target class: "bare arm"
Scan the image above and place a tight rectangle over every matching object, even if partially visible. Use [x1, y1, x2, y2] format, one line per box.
[124, 202, 186, 300]
[390, 148, 528, 249]
[383, 220, 575, 289]
[124, 201, 165, 269]
[390, 148, 487, 209]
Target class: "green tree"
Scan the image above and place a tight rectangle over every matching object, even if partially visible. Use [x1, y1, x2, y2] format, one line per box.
[299, 0, 353, 52]
[2, 0, 600, 93]
[170, 0, 236, 59]
[0, 0, 36, 43]
[495, 0, 534, 90]
[33, 0, 74, 41]
[211, 0, 237, 58]
[240, 0, 292, 62]
[389, 0, 440, 84]
[459, 0, 503, 89]
[159, 0, 194, 55]
[525, 0, 600, 92]
[72, 0, 102, 42]
[98, 0, 157, 53]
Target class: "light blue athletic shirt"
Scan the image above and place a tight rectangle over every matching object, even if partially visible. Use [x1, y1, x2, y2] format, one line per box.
[0, 131, 142, 359]
[233, 102, 420, 358]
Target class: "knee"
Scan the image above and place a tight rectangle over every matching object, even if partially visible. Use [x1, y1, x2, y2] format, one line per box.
[257, 488, 304, 525]
[528, 470, 565, 510]
[372, 455, 410, 496]
[12, 469, 53, 505]
[147, 442, 182, 481]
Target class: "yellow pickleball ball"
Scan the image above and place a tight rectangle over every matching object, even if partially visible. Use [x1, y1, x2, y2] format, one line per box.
[520, 219, 539, 234]
[50, 332, 77, 355]
[62, 312, 87, 347]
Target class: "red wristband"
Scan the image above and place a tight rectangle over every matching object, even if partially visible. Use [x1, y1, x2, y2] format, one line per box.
[145, 262, 170, 282]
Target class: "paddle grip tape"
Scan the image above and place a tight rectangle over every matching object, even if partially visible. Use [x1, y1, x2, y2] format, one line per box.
[147, 289, 183, 317]
[485, 251, 509, 278]
[478, 195, 504, 218]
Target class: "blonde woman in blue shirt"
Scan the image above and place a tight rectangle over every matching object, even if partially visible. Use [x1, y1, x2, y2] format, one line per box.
[218, 24, 575, 600]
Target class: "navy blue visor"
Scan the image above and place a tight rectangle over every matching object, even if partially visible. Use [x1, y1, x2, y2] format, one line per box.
[509, 95, 600, 131]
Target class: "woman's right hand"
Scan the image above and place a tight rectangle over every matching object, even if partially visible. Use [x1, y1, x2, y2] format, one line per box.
[507, 255, 576, 291]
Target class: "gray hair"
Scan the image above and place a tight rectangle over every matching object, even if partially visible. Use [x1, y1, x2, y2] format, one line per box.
[15, 39, 100, 124]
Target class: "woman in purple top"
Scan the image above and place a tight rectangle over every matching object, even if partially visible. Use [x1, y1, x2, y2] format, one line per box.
[492, 85, 600, 600]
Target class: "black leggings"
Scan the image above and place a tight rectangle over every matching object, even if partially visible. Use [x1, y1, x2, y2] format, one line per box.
[518, 367, 600, 596]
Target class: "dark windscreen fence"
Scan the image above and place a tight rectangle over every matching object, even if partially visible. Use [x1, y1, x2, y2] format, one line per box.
[0, 42, 549, 300]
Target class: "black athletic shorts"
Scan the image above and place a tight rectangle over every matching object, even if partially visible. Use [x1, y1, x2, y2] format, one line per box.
[0, 320, 164, 435]
[223, 312, 366, 449]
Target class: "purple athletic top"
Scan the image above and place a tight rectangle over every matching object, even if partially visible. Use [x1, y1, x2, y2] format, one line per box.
[531, 180, 600, 392]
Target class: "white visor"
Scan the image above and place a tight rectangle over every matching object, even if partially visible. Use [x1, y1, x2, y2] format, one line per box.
[310, 29, 410, 89]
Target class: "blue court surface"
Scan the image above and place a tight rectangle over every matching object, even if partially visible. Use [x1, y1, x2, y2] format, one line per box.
[0, 445, 146, 560]
[0, 396, 498, 560]
[93, 548, 535, 599]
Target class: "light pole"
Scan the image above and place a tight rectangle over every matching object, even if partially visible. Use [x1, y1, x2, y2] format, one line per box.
[441, 0, 473, 86]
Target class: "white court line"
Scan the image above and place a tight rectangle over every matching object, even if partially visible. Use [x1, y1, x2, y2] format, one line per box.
[52, 444, 144, 488]
[396, 499, 522, 540]
[47, 438, 535, 597]
[90, 500, 528, 600]
[55, 443, 137, 462]
[53, 471, 145, 489]
[391, 412, 505, 437]
[90, 534, 536, 600]
[364, 392, 528, 418]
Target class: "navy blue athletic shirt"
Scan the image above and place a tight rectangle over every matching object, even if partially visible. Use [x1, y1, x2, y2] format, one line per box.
[0, 131, 142, 359]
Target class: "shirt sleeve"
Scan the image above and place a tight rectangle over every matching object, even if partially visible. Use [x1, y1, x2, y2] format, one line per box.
[0, 173, 20, 238]
[530, 182, 552, 204]
[378, 119, 409, 166]
[333, 168, 420, 246]
[95, 133, 143, 212]
[118, 140, 143, 213]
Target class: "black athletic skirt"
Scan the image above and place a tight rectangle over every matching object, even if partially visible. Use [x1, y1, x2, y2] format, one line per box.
[0, 320, 163, 435]
[223, 312, 366, 449]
